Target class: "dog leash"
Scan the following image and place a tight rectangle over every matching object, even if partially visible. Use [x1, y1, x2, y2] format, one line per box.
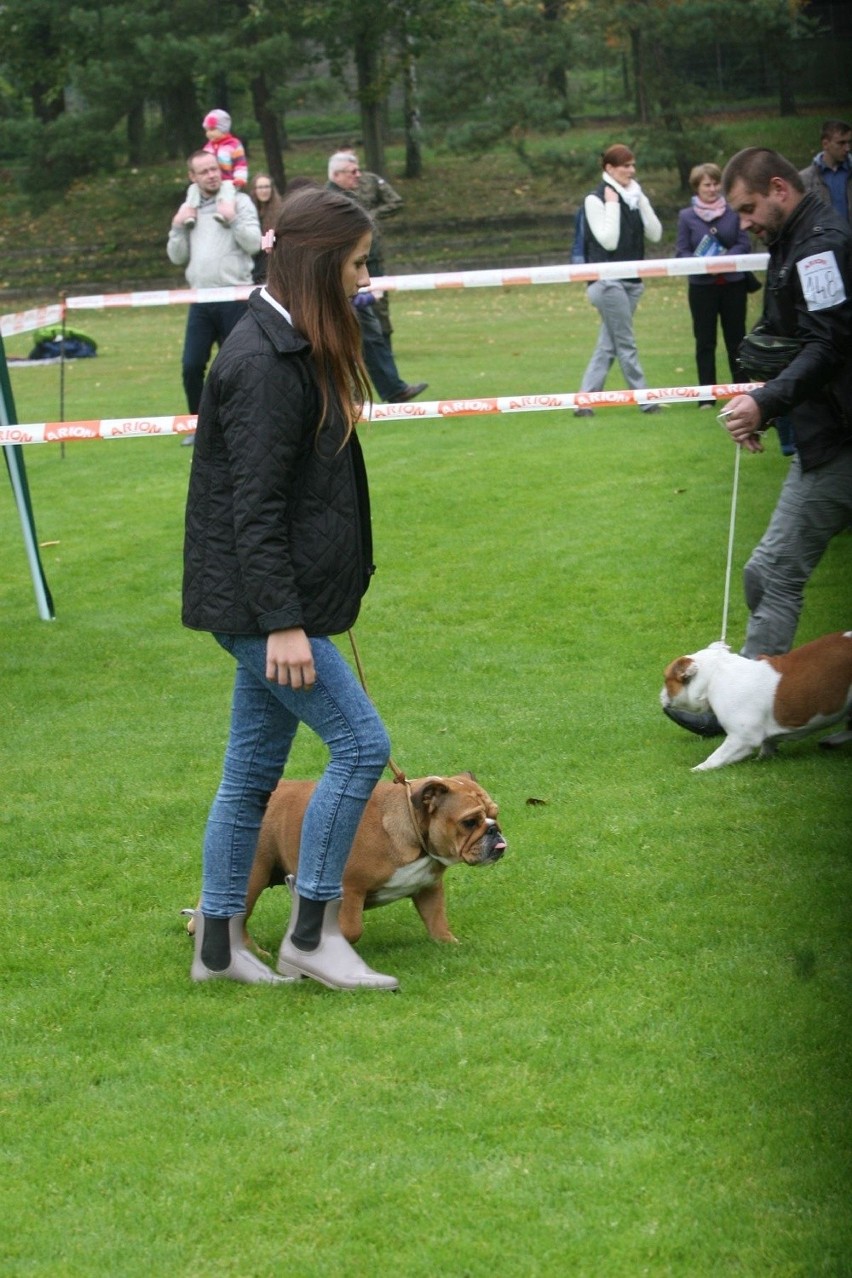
[347, 628, 430, 856]
[719, 442, 741, 648]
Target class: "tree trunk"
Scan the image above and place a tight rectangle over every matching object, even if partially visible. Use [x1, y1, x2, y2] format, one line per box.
[542, 0, 568, 105]
[781, 60, 802, 116]
[354, 28, 386, 176]
[629, 28, 649, 124]
[401, 39, 422, 178]
[251, 73, 287, 189]
[31, 82, 65, 125]
[656, 85, 690, 189]
[161, 82, 202, 160]
[778, 77, 797, 117]
[127, 102, 145, 167]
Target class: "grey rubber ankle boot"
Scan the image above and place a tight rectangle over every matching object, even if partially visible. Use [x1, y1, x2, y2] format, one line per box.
[276, 878, 399, 991]
[819, 719, 852, 750]
[191, 911, 296, 985]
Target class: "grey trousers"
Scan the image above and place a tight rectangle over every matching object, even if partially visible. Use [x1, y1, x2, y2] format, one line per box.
[741, 446, 852, 658]
[579, 279, 646, 391]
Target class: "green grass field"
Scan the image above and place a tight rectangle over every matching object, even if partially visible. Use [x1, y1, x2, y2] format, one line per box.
[2, 281, 851, 1276]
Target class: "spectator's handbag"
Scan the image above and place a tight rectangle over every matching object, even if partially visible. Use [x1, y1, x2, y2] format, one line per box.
[744, 272, 763, 293]
[737, 321, 803, 380]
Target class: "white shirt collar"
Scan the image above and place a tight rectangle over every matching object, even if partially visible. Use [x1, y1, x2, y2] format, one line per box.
[259, 286, 293, 326]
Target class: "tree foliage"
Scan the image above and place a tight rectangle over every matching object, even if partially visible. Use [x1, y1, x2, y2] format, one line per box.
[419, 0, 577, 157]
[0, 0, 842, 201]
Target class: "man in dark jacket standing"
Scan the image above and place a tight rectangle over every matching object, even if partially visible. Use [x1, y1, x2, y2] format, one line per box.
[665, 147, 852, 745]
[326, 150, 427, 404]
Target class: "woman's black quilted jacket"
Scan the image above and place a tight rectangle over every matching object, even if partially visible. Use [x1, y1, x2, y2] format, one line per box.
[182, 291, 374, 637]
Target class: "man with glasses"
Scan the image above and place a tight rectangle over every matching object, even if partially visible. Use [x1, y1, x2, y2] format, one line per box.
[168, 150, 261, 444]
[327, 150, 428, 404]
[339, 148, 403, 341]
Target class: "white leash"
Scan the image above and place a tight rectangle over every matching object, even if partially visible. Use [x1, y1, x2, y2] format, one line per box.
[719, 443, 741, 647]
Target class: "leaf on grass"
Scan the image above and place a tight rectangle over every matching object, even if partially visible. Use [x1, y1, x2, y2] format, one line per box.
[525, 796, 547, 806]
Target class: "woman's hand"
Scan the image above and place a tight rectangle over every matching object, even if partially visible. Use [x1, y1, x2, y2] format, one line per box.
[266, 628, 316, 689]
[604, 185, 619, 203]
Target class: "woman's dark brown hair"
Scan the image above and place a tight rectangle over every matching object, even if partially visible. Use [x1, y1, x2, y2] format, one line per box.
[248, 173, 285, 233]
[265, 187, 373, 437]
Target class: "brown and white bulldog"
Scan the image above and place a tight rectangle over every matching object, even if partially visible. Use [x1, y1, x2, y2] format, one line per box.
[660, 632, 852, 771]
[244, 772, 506, 944]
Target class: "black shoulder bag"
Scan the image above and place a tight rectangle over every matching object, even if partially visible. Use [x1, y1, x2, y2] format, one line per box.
[736, 320, 804, 381]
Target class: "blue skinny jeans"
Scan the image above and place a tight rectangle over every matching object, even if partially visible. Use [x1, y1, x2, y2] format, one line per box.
[201, 633, 391, 916]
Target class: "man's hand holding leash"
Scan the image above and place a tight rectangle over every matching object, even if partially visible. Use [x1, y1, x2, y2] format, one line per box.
[718, 397, 765, 453]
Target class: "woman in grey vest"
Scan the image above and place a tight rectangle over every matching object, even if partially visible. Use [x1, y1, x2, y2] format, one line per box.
[574, 144, 663, 417]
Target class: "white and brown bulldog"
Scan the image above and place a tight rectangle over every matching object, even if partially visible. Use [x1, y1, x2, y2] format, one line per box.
[244, 772, 506, 944]
[660, 632, 852, 771]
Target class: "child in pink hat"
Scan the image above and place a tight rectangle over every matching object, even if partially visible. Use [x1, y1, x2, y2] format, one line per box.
[176, 109, 248, 226]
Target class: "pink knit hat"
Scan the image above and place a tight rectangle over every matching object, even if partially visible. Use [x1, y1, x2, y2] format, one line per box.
[203, 109, 231, 133]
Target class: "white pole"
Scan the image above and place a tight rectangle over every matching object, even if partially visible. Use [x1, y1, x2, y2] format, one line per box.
[0, 362, 55, 621]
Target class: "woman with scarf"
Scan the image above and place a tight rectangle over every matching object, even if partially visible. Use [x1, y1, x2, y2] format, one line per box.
[675, 162, 752, 408]
[573, 144, 663, 418]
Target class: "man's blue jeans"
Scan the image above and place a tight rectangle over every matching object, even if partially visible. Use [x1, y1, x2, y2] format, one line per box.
[182, 301, 247, 413]
[201, 634, 391, 916]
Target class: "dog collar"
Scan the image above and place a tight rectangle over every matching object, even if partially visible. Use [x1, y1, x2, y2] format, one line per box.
[398, 777, 431, 857]
[425, 850, 456, 867]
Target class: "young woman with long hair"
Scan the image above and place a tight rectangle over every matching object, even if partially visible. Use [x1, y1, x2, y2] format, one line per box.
[183, 187, 398, 991]
[247, 172, 286, 281]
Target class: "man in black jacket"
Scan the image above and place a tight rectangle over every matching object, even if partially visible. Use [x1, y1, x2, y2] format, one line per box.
[665, 147, 852, 746]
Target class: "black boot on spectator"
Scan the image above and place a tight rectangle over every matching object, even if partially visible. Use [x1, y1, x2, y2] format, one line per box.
[388, 382, 428, 404]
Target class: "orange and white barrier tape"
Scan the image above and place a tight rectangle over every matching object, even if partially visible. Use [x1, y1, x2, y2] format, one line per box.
[0, 383, 763, 445]
[1, 303, 65, 338]
[0, 414, 198, 445]
[366, 382, 763, 420]
[1, 254, 768, 337]
[66, 286, 253, 312]
[370, 254, 768, 293]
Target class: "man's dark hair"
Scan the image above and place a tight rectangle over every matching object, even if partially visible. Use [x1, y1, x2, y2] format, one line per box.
[722, 147, 805, 196]
[821, 119, 851, 140]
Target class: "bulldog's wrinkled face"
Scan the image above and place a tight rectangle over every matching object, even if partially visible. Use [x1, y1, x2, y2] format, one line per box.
[415, 774, 507, 867]
[659, 656, 705, 712]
